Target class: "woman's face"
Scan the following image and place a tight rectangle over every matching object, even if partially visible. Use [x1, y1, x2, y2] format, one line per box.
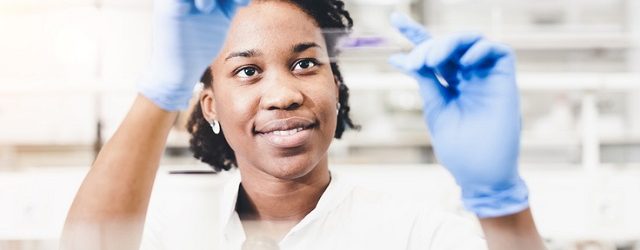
[203, 1, 338, 180]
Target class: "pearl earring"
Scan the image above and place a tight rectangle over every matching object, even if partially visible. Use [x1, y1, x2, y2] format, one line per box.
[336, 103, 341, 115]
[210, 120, 220, 134]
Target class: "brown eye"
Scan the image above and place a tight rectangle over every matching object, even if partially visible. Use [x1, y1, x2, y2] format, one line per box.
[236, 67, 258, 78]
[293, 59, 317, 72]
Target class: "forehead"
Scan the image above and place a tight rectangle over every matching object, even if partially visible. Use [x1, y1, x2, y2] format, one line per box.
[222, 1, 325, 52]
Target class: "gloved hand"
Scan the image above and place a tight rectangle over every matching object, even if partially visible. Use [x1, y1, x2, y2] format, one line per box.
[388, 13, 529, 218]
[138, 0, 250, 111]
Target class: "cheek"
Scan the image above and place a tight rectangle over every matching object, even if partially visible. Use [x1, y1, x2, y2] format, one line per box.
[306, 77, 339, 132]
[213, 85, 259, 138]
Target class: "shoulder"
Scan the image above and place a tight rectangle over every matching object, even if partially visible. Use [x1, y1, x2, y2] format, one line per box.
[333, 173, 440, 217]
[140, 172, 233, 249]
[332, 175, 487, 249]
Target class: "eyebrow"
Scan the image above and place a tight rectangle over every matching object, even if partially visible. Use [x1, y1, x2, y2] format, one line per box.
[225, 42, 322, 61]
[225, 49, 261, 61]
[292, 42, 321, 53]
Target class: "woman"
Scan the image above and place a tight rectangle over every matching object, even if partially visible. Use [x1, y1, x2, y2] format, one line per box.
[62, 0, 546, 249]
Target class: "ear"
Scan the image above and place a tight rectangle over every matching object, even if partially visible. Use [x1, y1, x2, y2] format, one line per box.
[200, 87, 218, 122]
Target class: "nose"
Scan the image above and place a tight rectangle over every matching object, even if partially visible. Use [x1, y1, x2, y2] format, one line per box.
[259, 73, 304, 111]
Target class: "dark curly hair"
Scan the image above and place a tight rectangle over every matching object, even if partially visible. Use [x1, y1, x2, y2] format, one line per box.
[187, 0, 359, 171]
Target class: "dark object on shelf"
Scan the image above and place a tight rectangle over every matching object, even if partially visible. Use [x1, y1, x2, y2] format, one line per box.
[168, 170, 218, 175]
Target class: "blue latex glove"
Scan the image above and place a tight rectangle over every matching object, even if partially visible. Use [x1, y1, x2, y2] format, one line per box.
[388, 13, 529, 218]
[138, 0, 250, 111]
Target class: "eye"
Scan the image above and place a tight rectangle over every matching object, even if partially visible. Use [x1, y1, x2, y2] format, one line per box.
[292, 59, 318, 72]
[235, 66, 259, 78]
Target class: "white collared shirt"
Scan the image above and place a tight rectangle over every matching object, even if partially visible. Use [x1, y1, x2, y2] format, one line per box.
[142, 170, 487, 250]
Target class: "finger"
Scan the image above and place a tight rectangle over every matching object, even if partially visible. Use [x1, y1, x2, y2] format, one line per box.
[388, 53, 412, 72]
[459, 40, 511, 69]
[388, 53, 448, 105]
[194, 0, 215, 13]
[422, 34, 481, 89]
[390, 12, 431, 45]
[393, 40, 433, 71]
[389, 40, 454, 89]
[425, 33, 482, 68]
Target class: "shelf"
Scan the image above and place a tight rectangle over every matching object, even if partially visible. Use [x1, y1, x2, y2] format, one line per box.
[3, 72, 638, 96]
[343, 72, 640, 91]
[500, 32, 635, 50]
[0, 78, 135, 94]
[327, 131, 640, 149]
[0, 1, 151, 12]
[425, 30, 636, 50]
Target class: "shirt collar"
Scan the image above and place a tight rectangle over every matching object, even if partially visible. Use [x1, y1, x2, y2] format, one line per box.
[218, 170, 355, 242]
[219, 170, 242, 232]
[287, 171, 353, 233]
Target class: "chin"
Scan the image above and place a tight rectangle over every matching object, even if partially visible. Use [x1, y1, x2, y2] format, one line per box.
[262, 154, 325, 180]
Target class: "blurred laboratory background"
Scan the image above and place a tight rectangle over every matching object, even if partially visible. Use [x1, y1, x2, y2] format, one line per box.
[1, 0, 640, 249]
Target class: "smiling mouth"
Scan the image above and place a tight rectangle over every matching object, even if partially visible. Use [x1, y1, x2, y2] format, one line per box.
[254, 117, 316, 134]
[256, 122, 316, 135]
[261, 126, 310, 136]
[255, 117, 316, 148]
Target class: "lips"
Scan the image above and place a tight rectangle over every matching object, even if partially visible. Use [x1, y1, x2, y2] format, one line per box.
[255, 117, 316, 148]
[255, 117, 315, 134]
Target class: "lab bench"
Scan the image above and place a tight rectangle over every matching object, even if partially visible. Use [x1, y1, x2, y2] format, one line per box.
[2, 164, 640, 249]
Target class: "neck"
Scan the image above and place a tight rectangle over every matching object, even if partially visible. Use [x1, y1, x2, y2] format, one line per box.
[236, 157, 331, 222]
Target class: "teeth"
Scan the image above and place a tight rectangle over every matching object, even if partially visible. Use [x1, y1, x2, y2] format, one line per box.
[268, 127, 305, 136]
